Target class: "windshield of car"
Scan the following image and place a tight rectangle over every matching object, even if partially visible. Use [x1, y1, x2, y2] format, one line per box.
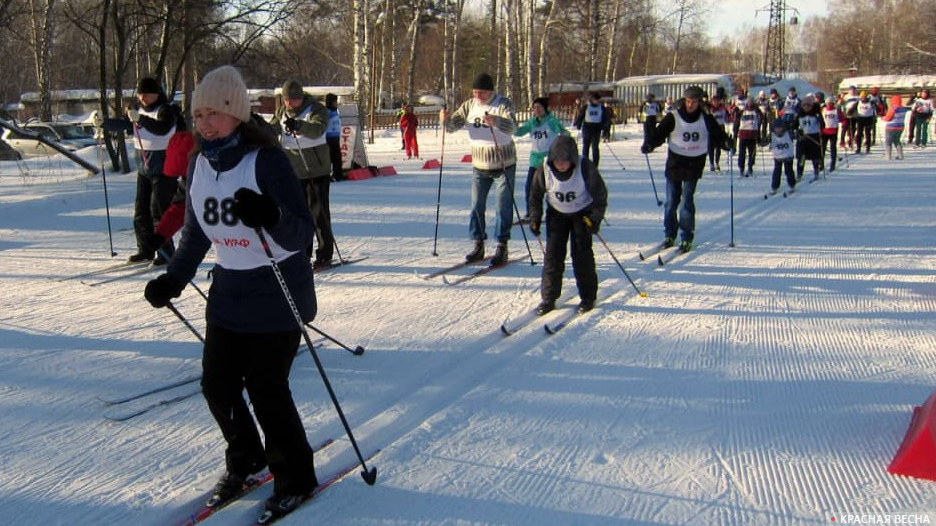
[50, 124, 93, 140]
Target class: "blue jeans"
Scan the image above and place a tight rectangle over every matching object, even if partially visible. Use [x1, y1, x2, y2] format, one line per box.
[470, 164, 516, 243]
[664, 178, 698, 242]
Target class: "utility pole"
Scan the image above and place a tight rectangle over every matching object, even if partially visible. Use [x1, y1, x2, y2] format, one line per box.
[760, 0, 799, 80]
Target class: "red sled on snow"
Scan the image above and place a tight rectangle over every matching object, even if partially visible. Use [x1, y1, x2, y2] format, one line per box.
[888, 389, 936, 481]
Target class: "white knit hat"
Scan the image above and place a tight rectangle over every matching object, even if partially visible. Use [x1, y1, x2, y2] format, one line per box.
[192, 65, 251, 123]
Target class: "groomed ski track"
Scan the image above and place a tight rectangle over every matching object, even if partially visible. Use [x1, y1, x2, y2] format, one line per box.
[0, 128, 935, 526]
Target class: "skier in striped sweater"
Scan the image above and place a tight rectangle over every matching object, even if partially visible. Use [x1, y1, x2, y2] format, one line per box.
[442, 73, 519, 266]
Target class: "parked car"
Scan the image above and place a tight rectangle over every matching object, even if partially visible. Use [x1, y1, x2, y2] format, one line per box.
[0, 137, 22, 160]
[1, 122, 97, 158]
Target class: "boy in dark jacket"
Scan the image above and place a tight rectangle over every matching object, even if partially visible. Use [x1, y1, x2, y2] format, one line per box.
[529, 135, 608, 315]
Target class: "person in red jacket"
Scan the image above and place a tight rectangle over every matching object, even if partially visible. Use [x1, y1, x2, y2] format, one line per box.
[820, 98, 844, 172]
[400, 104, 419, 159]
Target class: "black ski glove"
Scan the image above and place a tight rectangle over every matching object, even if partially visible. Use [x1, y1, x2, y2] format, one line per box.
[144, 274, 184, 308]
[640, 143, 653, 154]
[529, 219, 541, 237]
[283, 117, 299, 134]
[583, 215, 600, 235]
[232, 188, 280, 229]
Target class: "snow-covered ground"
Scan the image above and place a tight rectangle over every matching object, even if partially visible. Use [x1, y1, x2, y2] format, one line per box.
[1, 122, 935, 526]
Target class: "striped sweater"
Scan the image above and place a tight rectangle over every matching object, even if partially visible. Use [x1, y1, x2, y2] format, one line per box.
[444, 94, 518, 171]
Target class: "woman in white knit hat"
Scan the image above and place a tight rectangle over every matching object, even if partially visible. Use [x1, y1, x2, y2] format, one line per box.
[142, 65, 320, 520]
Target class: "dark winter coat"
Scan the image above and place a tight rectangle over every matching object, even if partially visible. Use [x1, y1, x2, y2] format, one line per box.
[643, 101, 732, 182]
[271, 95, 331, 180]
[167, 139, 317, 333]
[528, 135, 608, 227]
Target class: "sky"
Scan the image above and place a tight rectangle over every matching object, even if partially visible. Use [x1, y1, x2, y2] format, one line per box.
[1, 116, 935, 526]
[706, 0, 831, 40]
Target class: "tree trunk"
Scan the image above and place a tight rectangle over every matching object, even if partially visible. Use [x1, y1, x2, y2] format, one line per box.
[30, 0, 56, 122]
[405, 1, 421, 104]
[536, 0, 559, 96]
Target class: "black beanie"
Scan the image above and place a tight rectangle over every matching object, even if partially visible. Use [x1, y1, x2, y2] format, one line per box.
[533, 97, 549, 111]
[472, 73, 495, 91]
[137, 77, 162, 95]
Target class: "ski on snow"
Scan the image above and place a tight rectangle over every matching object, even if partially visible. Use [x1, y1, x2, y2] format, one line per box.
[103, 384, 203, 421]
[500, 289, 577, 336]
[168, 438, 336, 526]
[442, 256, 528, 286]
[98, 372, 202, 405]
[638, 242, 668, 261]
[58, 260, 151, 282]
[314, 256, 369, 273]
[543, 287, 615, 334]
[252, 450, 381, 525]
[420, 257, 494, 280]
[103, 343, 327, 421]
[84, 262, 163, 286]
[657, 246, 690, 266]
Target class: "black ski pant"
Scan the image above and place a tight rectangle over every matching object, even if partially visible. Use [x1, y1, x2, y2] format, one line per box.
[541, 208, 597, 303]
[820, 134, 838, 171]
[581, 125, 602, 167]
[133, 172, 177, 256]
[643, 115, 657, 144]
[301, 177, 334, 263]
[856, 117, 874, 153]
[771, 158, 795, 191]
[326, 136, 344, 180]
[201, 324, 318, 496]
[737, 138, 757, 173]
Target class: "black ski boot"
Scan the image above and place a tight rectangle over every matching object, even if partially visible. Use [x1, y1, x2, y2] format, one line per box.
[127, 251, 154, 263]
[259, 492, 306, 523]
[206, 472, 247, 507]
[490, 243, 508, 266]
[465, 240, 485, 262]
[536, 300, 556, 316]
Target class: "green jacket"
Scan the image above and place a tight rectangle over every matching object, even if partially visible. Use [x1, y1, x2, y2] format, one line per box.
[271, 95, 331, 179]
[515, 112, 567, 168]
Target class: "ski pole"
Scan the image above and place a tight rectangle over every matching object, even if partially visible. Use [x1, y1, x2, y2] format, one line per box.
[431, 124, 445, 256]
[96, 133, 117, 257]
[304, 323, 365, 356]
[252, 227, 377, 485]
[165, 301, 205, 343]
[728, 148, 735, 248]
[486, 112, 535, 266]
[643, 153, 663, 206]
[584, 218, 646, 297]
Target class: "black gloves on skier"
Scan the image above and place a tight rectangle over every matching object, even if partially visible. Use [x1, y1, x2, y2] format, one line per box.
[144, 274, 184, 308]
[232, 188, 280, 229]
[283, 117, 299, 134]
[529, 219, 541, 237]
[583, 215, 600, 235]
[640, 143, 653, 154]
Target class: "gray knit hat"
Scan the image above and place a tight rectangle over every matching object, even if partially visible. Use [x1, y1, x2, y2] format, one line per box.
[192, 66, 251, 123]
[283, 80, 305, 100]
[683, 86, 703, 100]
